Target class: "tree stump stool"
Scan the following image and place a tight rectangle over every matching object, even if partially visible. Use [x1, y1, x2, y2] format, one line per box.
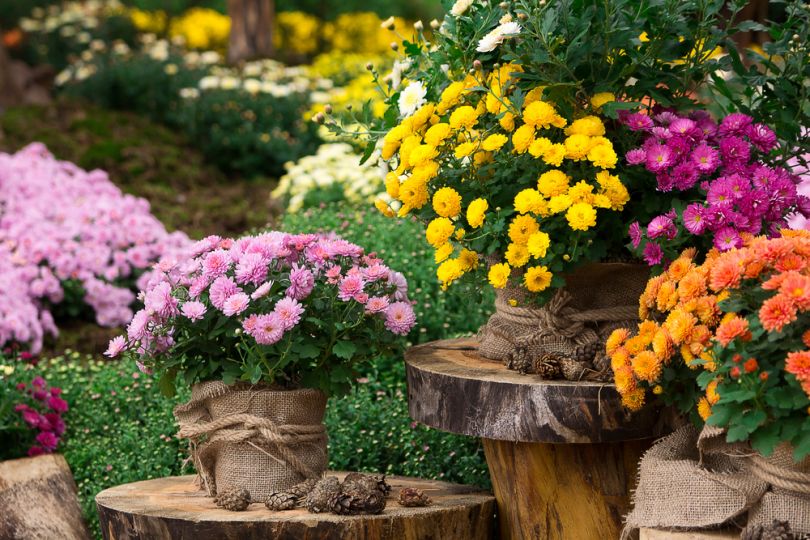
[406, 338, 674, 540]
[96, 472, 496, 540]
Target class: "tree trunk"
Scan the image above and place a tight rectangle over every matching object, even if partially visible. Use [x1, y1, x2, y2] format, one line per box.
[0, 39, 23, 108]
[227, 0, 274, 64]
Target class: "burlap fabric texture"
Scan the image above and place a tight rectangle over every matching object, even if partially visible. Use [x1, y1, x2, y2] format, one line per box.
[174, 381, 328, 501]
[478, 263, 649, 381]
[624, 424, 810, 538]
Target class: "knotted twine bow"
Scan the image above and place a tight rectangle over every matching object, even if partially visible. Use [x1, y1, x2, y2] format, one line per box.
[177, 413, 328, 480]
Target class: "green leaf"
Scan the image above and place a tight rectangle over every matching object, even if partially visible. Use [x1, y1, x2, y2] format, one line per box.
[294, 342, 321, 360]
[333, 340, 358, 360]
[158, 369, 177, 398]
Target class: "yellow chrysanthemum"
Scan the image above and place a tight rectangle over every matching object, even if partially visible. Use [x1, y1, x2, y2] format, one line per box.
[459, 249, 479, 271]
[454, 142, 477, 159]
[473, 151, 493, 166]
[424, 123, 452, 146]
[542, 144, 566, 167]
[437, 81, 465, 114]
[523, 101, 558, 129]
[526, 231, 551, 259]
[409, 144, 439, 167]
[565, 202, 597, 231]
[631, 350, 662, 383]
[488, 262, 511, 289]
[505, 243, 530, 268]
[508, 214, 540, 245]
[397, 135, 422, 171]
[537, 170, 570, 198]
[384, 172, 400, 198]
[374, 198, 395, 217]
[398, 177, 429, 210]
[621, 387, 646, 412]
[564, 116, 605, 137]
[697, 397, 712, 421]
[528, 137, 553, 158]
[523, 86, 545, 107]
[467, 198, 488, 228]
[587, 143, 618, 169]
[548, 194, 574, 214]
[432, 187, 463, 218]
[524, 265, 553, 292]
[595, 170, 629, 210]
[512, 125, 535, 154]
[437, 258, 464, 286]
[499, 112, 516, 132]
[425, 217, 455, 248]
[434, 243, 454, 263]
[449, 105, 479, 130]
[482, 133, 509, 152]
[564, 134, 593, 160]
[411, 161, 440, 183]
[590, 92, 616, 109]
[514, 189, 546, 215]
[567, 180, 595, 204]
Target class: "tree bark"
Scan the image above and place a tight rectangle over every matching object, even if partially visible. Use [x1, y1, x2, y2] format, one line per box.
[0, 39, 23, 108]
[227, 0, 275, 64]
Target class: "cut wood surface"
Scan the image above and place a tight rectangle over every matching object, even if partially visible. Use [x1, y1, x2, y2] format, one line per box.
[484, 437, 650, 540]
[406, 337, 671, 443]
[96, 473, 496, 540]
[0, 453, 90, 540]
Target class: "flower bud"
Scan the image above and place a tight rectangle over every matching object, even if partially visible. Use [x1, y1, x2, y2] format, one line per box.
[499, 1, 508, 8]
[324, 104, 333, 114]
[313, 112, 325, 124]
[414, 20, 424, 31]
[473, 59, 483, 70]
[390, 42, 399, 51]
[517, 12, 528, 20]
[430, 19, 440, 29]
[366, 62, 374, 71]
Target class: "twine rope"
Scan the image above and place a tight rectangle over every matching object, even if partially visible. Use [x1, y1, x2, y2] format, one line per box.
[177, 413, 327, 480]
[749, 454, 810, 494]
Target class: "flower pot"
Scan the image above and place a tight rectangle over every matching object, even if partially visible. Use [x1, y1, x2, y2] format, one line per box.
[174, 381, 328, 501]
[478, 262, 649, 380]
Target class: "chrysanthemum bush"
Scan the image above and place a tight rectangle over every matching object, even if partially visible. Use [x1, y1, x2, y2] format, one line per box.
[623, 110, 808, 266]
[0, 361, 68, 460]
[326, 0, 769, 303]
[0, 143, 189, 353]
[608, 231, 810, 458]
[272, 143, 386, 212]
[109, 232, 416, 395]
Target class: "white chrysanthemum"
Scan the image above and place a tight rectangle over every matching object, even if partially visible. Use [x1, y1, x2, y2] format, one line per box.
[243, 78, 262, 94]
[476, 21, 521, 52]
[198, 76, 220, 90]
[398, 81, 427, 117]
[450, 0, 474, 16]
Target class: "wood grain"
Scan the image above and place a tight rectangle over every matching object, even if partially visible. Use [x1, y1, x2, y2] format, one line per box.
[0, 454, 90, 540]
[96, 473, 496, 540]
[406, 337, 672, 443]
[640, 528, 739, 540]
[484, 438, 650, 540]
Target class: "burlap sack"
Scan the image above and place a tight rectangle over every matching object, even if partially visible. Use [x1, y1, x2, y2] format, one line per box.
[478, 262, 649, 380]
[624, 425, 810, 537]
[174, 381, 328, 500]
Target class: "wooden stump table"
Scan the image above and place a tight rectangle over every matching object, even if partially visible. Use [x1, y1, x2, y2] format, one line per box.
[96, 472, 496, 540]
[406, 338, 673, 540]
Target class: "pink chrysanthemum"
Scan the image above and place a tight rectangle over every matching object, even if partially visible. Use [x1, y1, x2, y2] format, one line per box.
[362, 263, 390, 282]
[209, 276, 240, 310]
[338, 274, 366, 301]
[274, 297, 305, 330]
[235, 252, 269, 286]
[384, 301, 416, 335]
[365, 296, 390, 314]
[222, 292, 250, 316]
[181, 300, 207, 321]
[287, 264, 314, 300]
[105, 335, 127, 358]
[202, 249, 232, 279]
[251, 281, 273, 300]
[251, 313, 285, 345]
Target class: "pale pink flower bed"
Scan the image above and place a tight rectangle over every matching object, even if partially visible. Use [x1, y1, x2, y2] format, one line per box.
[0, 143, 190, 352]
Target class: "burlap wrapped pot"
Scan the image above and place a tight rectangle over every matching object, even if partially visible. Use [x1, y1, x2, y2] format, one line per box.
[624, 424, 810, 538]
[174, 381, 328, 501]
[478, 262, 649, 381]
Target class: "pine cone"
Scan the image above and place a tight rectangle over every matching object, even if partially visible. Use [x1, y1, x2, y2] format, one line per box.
[532, 352, 562, 379]
[560, 357, 590, 381]
[328, 486, 387, 515]
[265, 492, 297, 511]
[287, 478, 319, 499]
[342, 473, 391, 496]
[397, 487, 431, 507]
[306, 476, 341, 514]
[572, 342, 600, 363]
[214, 488, 251, 511]
[742, 520, 794, 540]
[506, 350, 533, 374]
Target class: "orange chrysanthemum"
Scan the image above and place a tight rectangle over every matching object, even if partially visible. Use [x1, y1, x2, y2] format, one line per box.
[665, 308, 697, 345]
[786, 351, 810, 398]
[775, 253, 806, 273]
[637, 320, 659, 345]
[656, 280, 679, 312]
[708, 254, 743, 292]
[631, 350, 663, 383]
[667, 256, 693, 281]
[652, 328, 673, 362]
[613, 364, 636, 395]
[715, 315, 750, 347]
[706, 379, 720, 405]
[694, 295, 720, 326]
[759, 294, 798, 332]
[610, 348, 631, 372]
[779, 271, 810, 310]
[803, 329, 810, 348]
[606, 328, 630, 356]
[697, 397, 712, 421]
[621, 387, 646, 412]
[677, 271, 707, 303]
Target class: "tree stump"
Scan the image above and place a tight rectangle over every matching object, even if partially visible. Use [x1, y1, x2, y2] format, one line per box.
[406, 338, 675, 540]
[227, 0, 274, 63]
[96, 473, 496, 540]
[639, 528, 739, 540]
[0, 454, 90, 540]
